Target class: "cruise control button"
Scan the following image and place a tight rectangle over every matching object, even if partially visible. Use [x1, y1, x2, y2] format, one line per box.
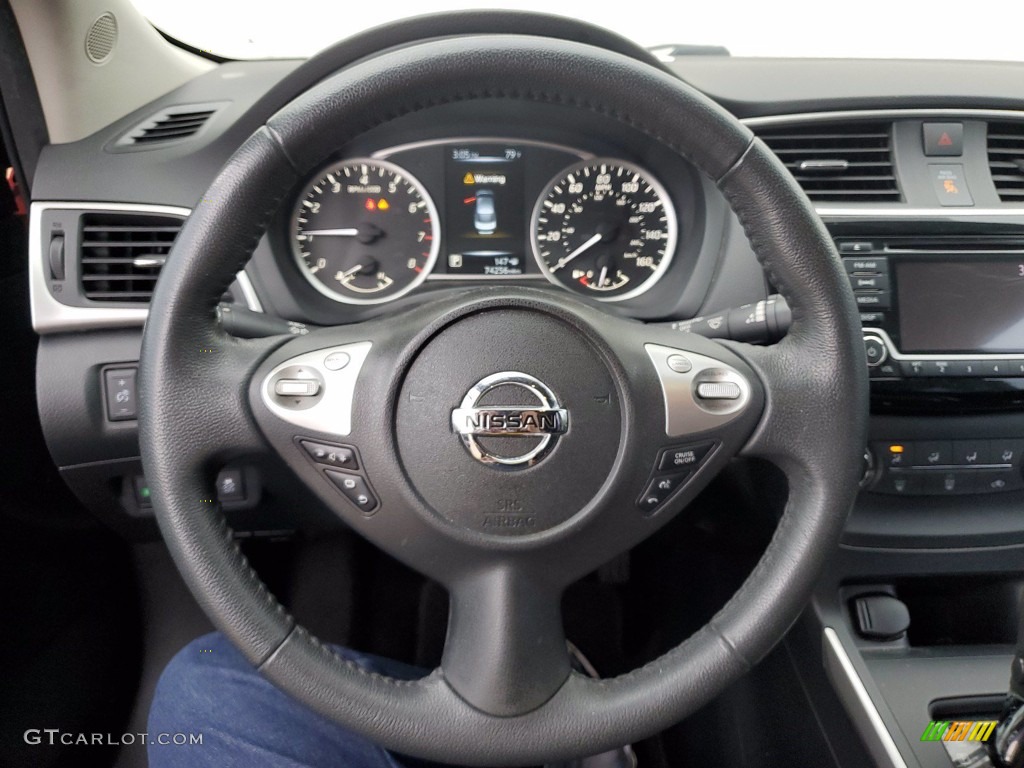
[658, 443, 715, 472]
[300, 440, 358, 470]
[637, 471, 691, 513]
[325, 470, 378, 513]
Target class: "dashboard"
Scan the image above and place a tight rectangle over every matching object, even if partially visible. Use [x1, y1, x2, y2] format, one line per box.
[13, 17, 1024, 768]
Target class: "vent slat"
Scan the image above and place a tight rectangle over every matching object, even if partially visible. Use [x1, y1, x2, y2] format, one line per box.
[79, 213, 182, 303]
[987, 121, 1024, 202]
[769, 147, 891, 156]
[756, 121, 901, 203]
[122, 105, 217, 146]
[82, 225, 180, 233]
[137, 121, 212, 135]
[80, 241, 175, 248]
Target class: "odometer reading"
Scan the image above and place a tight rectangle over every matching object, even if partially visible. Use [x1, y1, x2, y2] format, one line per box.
[531, 159, 676, 301]
[291, 158, 439, 304]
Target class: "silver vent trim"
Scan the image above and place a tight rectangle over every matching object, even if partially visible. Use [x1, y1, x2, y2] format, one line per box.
[31, 202, 261, 334]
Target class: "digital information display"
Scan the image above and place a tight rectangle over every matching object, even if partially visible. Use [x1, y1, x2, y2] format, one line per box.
[897, 259, 1024, 354]
[444, 145, 526, 276]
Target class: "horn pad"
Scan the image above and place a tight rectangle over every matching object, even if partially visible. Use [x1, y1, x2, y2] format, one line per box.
[395, 308, 622, 536]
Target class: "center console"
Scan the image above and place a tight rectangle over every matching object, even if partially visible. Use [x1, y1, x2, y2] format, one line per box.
[804, 216, 1024, 768]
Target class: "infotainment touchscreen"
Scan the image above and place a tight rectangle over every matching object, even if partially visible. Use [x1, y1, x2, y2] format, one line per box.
[896, 260, 1024, 354]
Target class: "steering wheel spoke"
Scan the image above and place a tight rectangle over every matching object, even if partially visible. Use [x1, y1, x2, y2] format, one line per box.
[731, 336, 854, 477]
[441, 564, 572, 717]
[140, 331, 285, 473]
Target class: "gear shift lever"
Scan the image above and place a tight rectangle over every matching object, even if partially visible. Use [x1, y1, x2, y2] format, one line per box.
[990, 590, 1024, 767]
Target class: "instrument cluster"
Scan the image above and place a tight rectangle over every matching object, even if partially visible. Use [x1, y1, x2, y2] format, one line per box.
[289, 139, 679, 305]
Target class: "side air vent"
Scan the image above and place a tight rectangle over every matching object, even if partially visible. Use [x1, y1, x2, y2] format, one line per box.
[756, 121, 901, 202]
[117, 103, 220, 148]
[987, 122, 1024, 202]
[79, 213, 182, 302]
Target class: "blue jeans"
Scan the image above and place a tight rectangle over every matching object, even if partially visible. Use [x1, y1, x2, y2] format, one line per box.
[148, 632, 444, 768]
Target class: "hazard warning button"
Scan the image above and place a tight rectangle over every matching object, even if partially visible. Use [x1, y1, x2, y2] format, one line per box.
[922, 122, 963, 157]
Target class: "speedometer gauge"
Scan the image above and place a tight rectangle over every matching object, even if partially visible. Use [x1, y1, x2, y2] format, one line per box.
[291, 158, 439, 304]
[531, 159, 676, 301]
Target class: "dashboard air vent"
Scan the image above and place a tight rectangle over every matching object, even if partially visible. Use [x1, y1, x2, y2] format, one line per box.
[987, 122, 1024, 202]
[123, 104, 218, 145]
[755, 121, 901, 202]
[79, 213, 182, 302]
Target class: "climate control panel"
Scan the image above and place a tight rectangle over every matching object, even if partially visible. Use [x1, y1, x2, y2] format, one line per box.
[868, 439, 1024, 496]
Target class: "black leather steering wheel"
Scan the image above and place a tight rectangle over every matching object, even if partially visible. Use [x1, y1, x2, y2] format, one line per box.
[139, 28, 867, 767]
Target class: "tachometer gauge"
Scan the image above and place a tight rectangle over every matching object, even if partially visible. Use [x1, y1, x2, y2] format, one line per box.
[531, 159, 676, 301]
[291, 159, 440, 304]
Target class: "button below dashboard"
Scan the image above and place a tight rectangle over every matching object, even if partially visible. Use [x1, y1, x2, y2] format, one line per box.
[952, 440, 991, 466]
[874, 441, 910, 468]
[915, 441, 952, 468]
[975, 469, 1024, 493]
[874, 471, 921, 495]
[991, 440, 1024, 465]
[922, 470, 972, 496]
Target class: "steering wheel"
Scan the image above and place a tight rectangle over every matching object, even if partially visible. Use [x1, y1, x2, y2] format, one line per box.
[139, 28, 867, 767]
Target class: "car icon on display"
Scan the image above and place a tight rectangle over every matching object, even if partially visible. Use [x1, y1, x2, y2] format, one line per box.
[474, 190, 497, 234]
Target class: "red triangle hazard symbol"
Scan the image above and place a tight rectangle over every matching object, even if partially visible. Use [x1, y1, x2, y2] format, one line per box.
[938, 132, 953, 146]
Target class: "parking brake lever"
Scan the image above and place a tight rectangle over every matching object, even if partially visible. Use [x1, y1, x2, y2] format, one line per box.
[990, 594, 1024, 767]
[658, 294, 791, 344]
